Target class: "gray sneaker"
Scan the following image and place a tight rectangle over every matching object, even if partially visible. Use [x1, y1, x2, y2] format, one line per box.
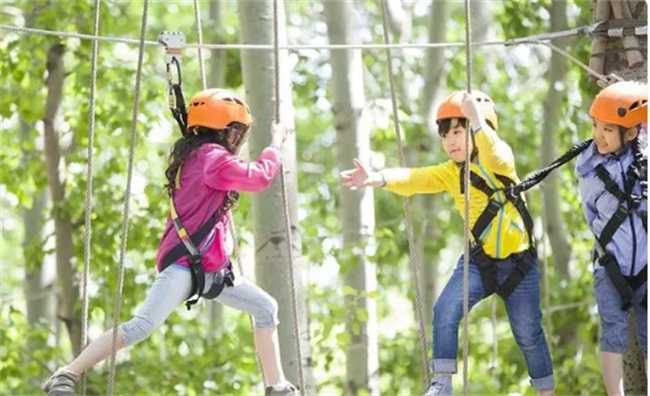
[42, 367, 78, 396]
[265, 382, 300, 396]
[422, 379, 453, 396]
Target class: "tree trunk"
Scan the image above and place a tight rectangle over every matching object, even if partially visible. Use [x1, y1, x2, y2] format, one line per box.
[43, 43, 81, 357]
[469, 0, 496, 86]
[589, 1, 647, 393]
[21, 120, 54, 326]
[237, 1, 314, 392]
[423, 0, 449, 136]
[206, 0, 227, 344]
[541, 0, 573, 280]
[207, 0, 227, 90]
[323, 1, 379, 394]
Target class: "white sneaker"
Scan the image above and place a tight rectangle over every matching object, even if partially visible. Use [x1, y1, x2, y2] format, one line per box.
[422, 379, 453, 396]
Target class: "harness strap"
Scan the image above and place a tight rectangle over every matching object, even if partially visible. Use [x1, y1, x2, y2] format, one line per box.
[595, 241, 647, 311]
[496, 251, 535, 299]
[471, 246, 536, 300]
[161, 164, 238, 309]
[457, 165, 538, 300]
[599, 252, 636, 311]
[472, 246, 499, 296]
[472, 200, 502, 242]
[595, 165, 628, 202]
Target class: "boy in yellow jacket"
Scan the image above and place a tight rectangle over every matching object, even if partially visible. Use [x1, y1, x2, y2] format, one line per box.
[341, 92, 554, 396]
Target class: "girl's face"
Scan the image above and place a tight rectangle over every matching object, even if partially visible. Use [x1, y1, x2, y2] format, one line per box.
[226, 127, 250, 155]
[591, 119, 637, 155]
[441, 118, 473, 163]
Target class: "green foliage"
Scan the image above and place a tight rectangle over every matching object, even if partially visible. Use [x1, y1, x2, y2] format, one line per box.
[0, 0, 619, 395]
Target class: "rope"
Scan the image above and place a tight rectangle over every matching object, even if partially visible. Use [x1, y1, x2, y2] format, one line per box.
[189, 0, 265, 383]
[490, 297, 498, 371]
[192, 0, 207, 89]
[534, 41, 612, 85]
[80, 1, 101, 395]
[540, 208, 553, 354]
[191, 0, 266, 383]
[510, 139, 592, 196]
[0, 23, 604, 51]
[379, 0, 430, 387]
[462, 0, 472, 394]
[106, 1, 149, 394]
[272, 0, 305, 393]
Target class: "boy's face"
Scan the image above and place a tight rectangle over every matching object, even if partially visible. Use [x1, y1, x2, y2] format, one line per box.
[591, 119, 636, 155]
[441, 118, 473, 163]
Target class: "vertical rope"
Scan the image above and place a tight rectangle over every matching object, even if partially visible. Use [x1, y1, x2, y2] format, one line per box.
[272, 0, 305, 393]
[490, 297, 498, 370]
[193, 0, 207, 90]
[80, 1, 101, 395]
[379, 0, 430, 388]
[462, 0, 473, 394]
[540, 192, 553, 353]
[194, 0, 265, 384]
[106, 1, 149, 394]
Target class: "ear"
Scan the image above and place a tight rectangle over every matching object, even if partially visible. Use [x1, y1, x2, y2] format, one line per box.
[624, 126, 639, 143]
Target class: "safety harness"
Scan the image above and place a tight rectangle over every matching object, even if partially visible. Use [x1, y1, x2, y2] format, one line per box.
[158, 31, 235, 309]
[458, 164, 537, 300]
[591, 153, 647, 311]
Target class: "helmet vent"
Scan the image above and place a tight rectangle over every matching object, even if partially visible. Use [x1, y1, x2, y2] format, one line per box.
[222, 97, 245, 107]
[630, 101, 640, 111]
[618, 107, 627, 117]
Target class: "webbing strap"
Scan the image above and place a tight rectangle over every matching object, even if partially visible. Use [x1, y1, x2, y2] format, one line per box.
[595, 165, 629, 202]
[472, 200, 502, 242]
[170, 196, 200, 257]
[496, 252, 535, 299]
[599, 251, 636, 311]
[594, 164, 645, 247]
[458, 165, 535, 249]
[164, 164, 237, 309]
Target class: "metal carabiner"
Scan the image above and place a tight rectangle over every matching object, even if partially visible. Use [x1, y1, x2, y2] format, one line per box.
[157, 31, 186, 107]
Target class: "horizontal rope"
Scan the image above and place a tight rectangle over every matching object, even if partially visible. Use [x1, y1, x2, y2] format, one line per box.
[466, 299, 595, 329]
[0, 22, 601, 51]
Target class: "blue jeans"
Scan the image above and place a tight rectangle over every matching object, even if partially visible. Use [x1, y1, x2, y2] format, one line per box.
[432, 253, 555, 390]
[593, 267, 647, 358]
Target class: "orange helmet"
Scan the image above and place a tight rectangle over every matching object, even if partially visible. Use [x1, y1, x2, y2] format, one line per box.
[187, 89, 252, 131]
[590, 81, 647, 129]
[436, 90, 498, 130]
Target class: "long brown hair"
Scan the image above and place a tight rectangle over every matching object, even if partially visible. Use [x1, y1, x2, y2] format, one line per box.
[164, 122, 249, 196]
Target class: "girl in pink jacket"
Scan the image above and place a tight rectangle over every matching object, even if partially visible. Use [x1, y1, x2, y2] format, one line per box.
[44, 89, 299, 396]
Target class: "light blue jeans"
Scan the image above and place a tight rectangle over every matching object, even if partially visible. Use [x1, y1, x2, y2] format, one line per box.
[122, 265, 279, 346]
[594, 267, 647, 358]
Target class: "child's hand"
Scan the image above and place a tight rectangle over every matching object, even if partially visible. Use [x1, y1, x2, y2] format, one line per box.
[460, 92, 480, 123]
[270, 121, 290, 147]
[340, 159, 381, 190]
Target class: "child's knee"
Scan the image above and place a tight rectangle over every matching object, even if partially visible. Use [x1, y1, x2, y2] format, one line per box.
[252, 295, 279, 328]
[121, 316, 156, 346]
[433, 298, 462, 326]
[512, 325, 544, 350]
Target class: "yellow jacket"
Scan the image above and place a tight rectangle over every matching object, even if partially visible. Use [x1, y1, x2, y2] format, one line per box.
[385, 125, 529, 259]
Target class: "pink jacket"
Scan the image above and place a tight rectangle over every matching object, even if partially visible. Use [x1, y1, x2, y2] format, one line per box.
[156, 143, 283, 273]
